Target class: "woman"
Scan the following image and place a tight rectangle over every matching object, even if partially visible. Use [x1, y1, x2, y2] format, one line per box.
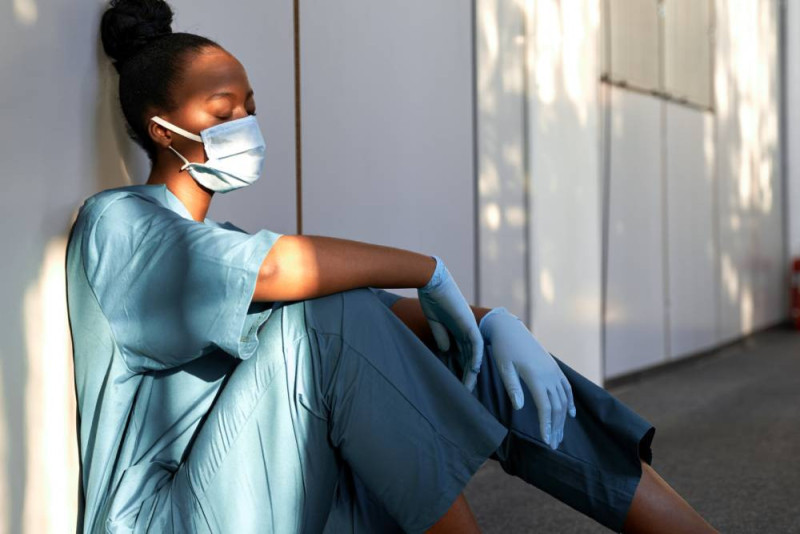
[65, 0, 717, 532]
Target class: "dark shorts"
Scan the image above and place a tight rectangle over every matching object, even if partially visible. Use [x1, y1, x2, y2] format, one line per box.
[324, 292, 656, 533]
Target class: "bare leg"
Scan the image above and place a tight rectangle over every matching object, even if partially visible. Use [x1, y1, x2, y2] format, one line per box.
[426, 492, 481, 534]
[623, 460, 718, 533]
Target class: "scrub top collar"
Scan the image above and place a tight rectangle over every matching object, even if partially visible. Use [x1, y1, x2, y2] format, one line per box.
[149, 183, 213, 224]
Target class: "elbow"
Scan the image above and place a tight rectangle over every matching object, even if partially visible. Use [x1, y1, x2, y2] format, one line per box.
[253, 256, 279, 302]
[253, 235, 319, 302]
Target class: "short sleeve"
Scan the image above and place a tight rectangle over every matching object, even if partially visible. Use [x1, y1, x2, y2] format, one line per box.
[83, 195, 283, 372]
[367, 287, 406, 309]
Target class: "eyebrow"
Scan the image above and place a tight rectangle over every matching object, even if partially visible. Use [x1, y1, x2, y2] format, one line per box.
[206, 89, 255, 101]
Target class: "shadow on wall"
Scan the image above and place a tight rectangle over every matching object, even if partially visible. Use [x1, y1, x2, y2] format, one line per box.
[478, 0, 603, 385]
[1, 1, 150, 532]
[716, 0, 784, 341]
[92, 26, 149, 194]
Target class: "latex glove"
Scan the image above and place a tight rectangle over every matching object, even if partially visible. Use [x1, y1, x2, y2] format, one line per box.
[479, 307, 576, 449]
[417, 255, 484, 391]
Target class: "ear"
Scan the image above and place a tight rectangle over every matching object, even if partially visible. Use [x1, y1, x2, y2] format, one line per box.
[147, 117, 173, 149]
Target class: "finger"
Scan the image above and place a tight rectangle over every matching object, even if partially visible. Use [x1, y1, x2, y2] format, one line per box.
[496, 361, 525, 410]
[547, 388, 563, 449]
[463, 369, 478, 392]
[528, 379, 552, 445]
[465, 342, 494, 392]
[556, 385, 568, 445]
[428, 320, 451, 352]
[459, 343, 479, 392]
[561, 376, 576, 417]
[469, 329, 484, 378]
[456, 339, 473, 383]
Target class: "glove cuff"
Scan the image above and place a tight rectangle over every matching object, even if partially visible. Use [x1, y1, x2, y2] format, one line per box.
[419, 255, 446, 292]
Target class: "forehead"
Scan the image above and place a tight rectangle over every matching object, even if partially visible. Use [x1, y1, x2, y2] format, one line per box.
[180, 48, 252, 99]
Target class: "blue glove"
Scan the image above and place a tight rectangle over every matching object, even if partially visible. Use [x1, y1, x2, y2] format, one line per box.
[417, 255, 484, 392]
[479, 306, 576, 449]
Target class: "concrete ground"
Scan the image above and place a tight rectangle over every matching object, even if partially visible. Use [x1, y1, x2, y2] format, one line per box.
[464, 325, 800, 533]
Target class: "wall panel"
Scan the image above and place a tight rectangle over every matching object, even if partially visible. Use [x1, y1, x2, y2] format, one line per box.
[714, 0, 784, 341]
[605, 88, 666, 378]
[300, 0, 476, 301]
[526, 0, 603, 384]
[476, 0, 529, 320]
[665, 103, 717, 359]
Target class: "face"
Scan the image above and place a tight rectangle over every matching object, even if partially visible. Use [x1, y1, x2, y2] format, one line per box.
[147, 47, 258, 166]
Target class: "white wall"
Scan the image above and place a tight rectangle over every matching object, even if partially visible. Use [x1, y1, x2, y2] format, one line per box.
[476, 0, 603, 384]
[299, 0, 477, 303]
[475, 0, 786, 383]
[665, 102, 718, 359]
[476, 0, 529, 321]
[603, 91, 720, 376]
[603, 90, 720, 378]
[602, 0, 784, 379]
[604, 89, 667, 377]
[714, 0, 784, 343]
[0, 1, 296, 531]
[525, 1, 603, 385]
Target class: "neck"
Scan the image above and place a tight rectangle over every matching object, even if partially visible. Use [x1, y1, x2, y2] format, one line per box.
[146, 158, 212, 223]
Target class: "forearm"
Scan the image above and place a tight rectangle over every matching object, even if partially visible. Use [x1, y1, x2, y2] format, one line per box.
[255, 234, 437, 301]
[387, 297, 493, 347]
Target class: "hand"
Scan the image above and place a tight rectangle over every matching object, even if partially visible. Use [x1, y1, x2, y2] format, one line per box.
[479, 307, 576, 450]
[417, 255, 484, 391]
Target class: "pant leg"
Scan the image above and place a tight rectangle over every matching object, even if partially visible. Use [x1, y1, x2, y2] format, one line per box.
[324, 333, 656, 534]
[300, 287, 507, 533]
[438, 341, 656, 533]
[144, 295, 341, 534]
[147, 287, 506, 534]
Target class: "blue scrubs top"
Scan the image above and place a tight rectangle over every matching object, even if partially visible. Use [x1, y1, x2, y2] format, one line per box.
[66, 184, 284, 531]
[67, 183, 511, 533]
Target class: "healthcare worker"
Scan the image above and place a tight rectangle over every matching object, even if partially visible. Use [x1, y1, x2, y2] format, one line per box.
[65, 0, 719, 532]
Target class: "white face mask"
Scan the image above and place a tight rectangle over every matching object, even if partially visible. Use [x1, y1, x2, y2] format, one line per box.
[151, 115, 266, 193]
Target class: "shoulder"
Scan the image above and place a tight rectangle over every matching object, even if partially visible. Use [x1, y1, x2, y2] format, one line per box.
[76, 186, 180, 271]
[77, 185, 169, 232]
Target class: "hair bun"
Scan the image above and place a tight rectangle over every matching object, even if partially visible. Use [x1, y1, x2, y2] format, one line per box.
[101, 0, 174, 70]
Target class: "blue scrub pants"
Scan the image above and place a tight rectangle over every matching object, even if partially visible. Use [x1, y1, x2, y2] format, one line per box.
[142, 287, 655, 533]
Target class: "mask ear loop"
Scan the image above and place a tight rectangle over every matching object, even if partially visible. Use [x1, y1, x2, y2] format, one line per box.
[151, 116, 203, 142]
[150, 116, 204, 171]
[167, 146, 193, 171]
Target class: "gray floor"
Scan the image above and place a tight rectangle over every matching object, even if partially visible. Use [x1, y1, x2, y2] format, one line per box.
[464, 326, 800, 533]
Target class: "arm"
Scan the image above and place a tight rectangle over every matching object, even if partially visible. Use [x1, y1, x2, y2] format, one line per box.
[252, 235, 437, 302]
[385, 296, 493, 348]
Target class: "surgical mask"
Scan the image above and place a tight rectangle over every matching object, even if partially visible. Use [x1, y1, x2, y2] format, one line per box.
[150, 115, 266, 193]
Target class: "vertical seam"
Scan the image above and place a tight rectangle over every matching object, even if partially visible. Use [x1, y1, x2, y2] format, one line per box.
[293, 0, 303, 235]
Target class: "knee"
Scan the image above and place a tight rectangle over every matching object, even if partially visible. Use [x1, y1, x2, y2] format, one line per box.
[341, 286, 386, 311]
[302, 287, 384, 337]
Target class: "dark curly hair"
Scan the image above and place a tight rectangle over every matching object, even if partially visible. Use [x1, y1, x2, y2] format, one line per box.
[100, 0, 222, 162]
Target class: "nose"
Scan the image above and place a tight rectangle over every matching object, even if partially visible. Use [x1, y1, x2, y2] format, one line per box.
[231, 105, 252, 121]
